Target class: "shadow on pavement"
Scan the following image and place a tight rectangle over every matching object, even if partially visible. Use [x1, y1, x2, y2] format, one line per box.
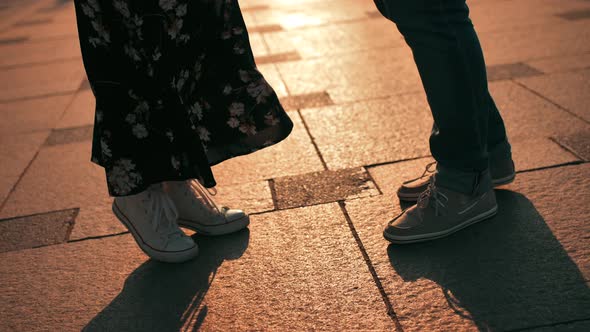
[388, 190, 590, 331]
[83, 229, 250, 332]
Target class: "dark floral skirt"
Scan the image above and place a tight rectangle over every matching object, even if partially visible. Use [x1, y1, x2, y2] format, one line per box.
[73, 0, 293, 196]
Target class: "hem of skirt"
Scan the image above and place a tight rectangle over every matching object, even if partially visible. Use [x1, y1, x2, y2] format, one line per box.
[92, 118, 294, 197]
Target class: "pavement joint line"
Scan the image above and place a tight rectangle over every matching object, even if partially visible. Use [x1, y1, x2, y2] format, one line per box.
[0, 56, 81, 71]
[505, 317, 590, 332]
[364, 166, 383, 195]
[297, 109, 329, 170]
[0, 147, 41, 213]
[0, 91, 77, 211]
[365, 155, 433, 169]
[512, 80, 590, 125]
[0, 89, 78, 104]
[67, 230, 130, 244]
[549, 136, 588, 162]
[267, 179, 279, 211]
[515, 160, 587, 175]
[338, 201, 405, 332]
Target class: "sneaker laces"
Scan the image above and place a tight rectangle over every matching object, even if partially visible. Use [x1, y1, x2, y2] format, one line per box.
[403, 161, 437, 184]
[141, 186, 183, 240]
[417, 178, 449, 216]
[185, 180, 228, 215]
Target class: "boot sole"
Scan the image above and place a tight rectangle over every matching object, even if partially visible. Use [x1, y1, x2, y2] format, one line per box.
[178, 215, 250, 236]
[397, 172, 516, 202]
[112, 203, 199, 263]
[383, 205, 498, 244]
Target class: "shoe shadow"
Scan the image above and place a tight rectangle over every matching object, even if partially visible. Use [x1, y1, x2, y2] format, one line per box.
[387, 190, 590, 331]
[82, 229, 250, 332]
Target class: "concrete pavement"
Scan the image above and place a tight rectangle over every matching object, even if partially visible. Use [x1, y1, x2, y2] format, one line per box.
[1, 0, 589, 331]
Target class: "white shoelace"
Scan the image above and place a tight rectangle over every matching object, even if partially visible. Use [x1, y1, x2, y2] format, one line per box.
[186, 180, 227, 215]
[141, 186, 183, 240]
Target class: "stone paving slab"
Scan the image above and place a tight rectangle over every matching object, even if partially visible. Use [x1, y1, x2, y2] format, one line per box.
[0, 94, 73, 136]
[1, 203, 396, 331]
[516, 69, 590, 123]
[0, 131, 48, 205]
[553, 131, 590, 162]
[0, 142, 111, 219]
[0, 37, 80, 69]
[0, 208, 76, 253]
[273, 167, 379, 210]
[0, 58, 85, 102]
[54, 89, 95, 129]
[490, 81, 590, 141]
[527, 53, 590, 74]
[212, 111, 325, 186]
[276, 46, 421, 102]
[300, 94, 432, 170]
[480, 20, 590, 66]
[344, 163, 590, 332]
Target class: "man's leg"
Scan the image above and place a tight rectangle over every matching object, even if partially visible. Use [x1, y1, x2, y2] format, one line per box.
[375, 0, 511, 243]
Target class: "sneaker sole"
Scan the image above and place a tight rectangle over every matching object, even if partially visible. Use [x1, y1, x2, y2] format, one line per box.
[112, 203, 199, 263]
[397, 173, 516, 202]
[178, 215, 250, 236]
[383, 205, 498, 244]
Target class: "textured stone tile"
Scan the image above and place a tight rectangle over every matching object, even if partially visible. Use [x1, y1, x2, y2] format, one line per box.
[247, 31, 268, 57]
[0, 142, 111, 219]
[276, 46, 421, 103]
[55, 90, 95, 129]
[0, 58, 86, 102]
[280, 91, 333, 110]
[469, 0, 586, 34]
[527, 54, 590, 74]
[557, 8, 590, 21]
[68, 203, 126, 241]
[516, 69, 590, 123]
[486, 62, 543, 81]
[1, 204, 396, 331]
[0, 94, 73, 135]
[553, 131, 590, 161]
[255, 51, 301, 65]
[301, 94, 432, 170]
[258, 64, 288, 98]
[212, 112, 325, 186]
[13, 18, 52, 26]
[274, 167, 379, 209]
[265, 19, 404, 58]
[242, 4, 270, 12]
[0, 208, 77, 253]
[248, 24, 283, 33]
[45, 125, 93, 146]
[0, 37, 27, 45]
[214, 180, 275, 214]
[480, 20, 590, 66]
[345, 163, 590, 332]
[490, 81, 590, 142]
[0, 37, 80, 68]
[0, 131, 49, 205]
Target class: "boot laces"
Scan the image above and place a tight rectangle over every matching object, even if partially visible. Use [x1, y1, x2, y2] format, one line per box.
[141, 185, 183, 241]
[417, 178, 449, 216]
[403, 161, 437, 184]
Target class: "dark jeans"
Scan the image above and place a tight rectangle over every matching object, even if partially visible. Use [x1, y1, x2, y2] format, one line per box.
[374, 0, 512, 195]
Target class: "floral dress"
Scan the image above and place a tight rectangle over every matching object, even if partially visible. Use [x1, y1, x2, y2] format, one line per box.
[73, 0, 293, 196]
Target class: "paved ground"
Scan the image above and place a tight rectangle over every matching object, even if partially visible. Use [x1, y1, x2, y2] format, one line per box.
[1, 0, 590, 331]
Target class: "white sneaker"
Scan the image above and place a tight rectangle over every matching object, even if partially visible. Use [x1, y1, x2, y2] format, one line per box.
[112, 184, 199, 263]
[164, 180, 250, 236]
